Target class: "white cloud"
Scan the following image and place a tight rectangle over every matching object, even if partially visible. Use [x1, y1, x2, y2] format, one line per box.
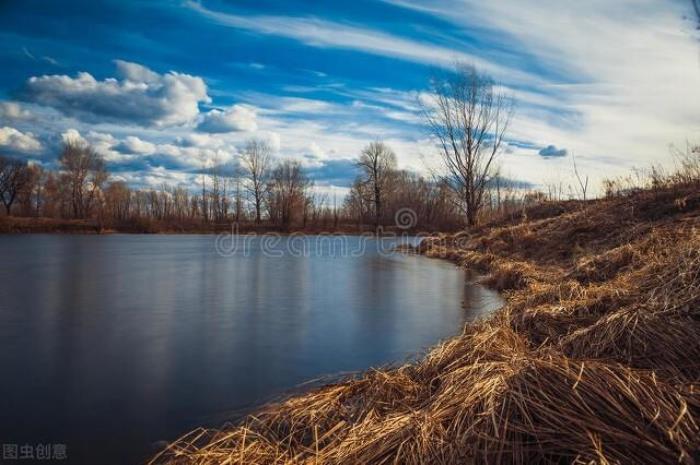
[117, 135, 156, 154]
[277, 98, 335, 114]
[57, 129, 132, 163]
[82, 131, 126, 161]
[61, 128, 86, 145]
[264, 131, 281, 152]
[0, 126, 42, 152]
[308, 142, 324, 158]
[0, 102, 32, 120]
[22, 47, 59, 66]
[197, 104, 258, 132]
[177, 132, 218, 147]
[129, 166, 195, 188]
[24, 60, 211, 127]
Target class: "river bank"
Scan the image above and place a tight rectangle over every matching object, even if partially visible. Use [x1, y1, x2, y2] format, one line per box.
[151, 181, 700, 465]
[0, 216, 435, 235]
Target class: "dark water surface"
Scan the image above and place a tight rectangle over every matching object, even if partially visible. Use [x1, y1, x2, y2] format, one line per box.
[0, 234, 501, 464]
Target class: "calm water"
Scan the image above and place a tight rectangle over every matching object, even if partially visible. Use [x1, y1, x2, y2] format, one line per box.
[0, 234, 501, 465]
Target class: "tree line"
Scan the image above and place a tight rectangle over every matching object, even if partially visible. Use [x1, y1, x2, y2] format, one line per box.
[1, 64, 533, 232]
[0, 137, 468, 231]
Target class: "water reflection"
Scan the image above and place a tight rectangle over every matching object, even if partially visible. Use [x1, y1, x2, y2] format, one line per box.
[0, 234, 502, 465]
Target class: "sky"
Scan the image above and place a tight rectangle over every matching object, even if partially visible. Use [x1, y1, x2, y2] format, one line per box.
[0, 0, 699, 197]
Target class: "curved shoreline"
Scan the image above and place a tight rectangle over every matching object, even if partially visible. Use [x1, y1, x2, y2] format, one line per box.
[151, 184, 700, 465]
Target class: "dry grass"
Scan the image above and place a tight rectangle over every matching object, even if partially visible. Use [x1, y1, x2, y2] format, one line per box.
[151, 182, 700, 465]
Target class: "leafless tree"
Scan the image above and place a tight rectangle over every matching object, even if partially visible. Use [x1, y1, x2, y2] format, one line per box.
[423, 63, 513, 226]
[171, 186, 189, 221]
[241, 138, 272, 224]
[208, 160, 230, 223]
[58, 141, 108, 219]
[103, 181, 132, 222]
[345, 178, 370, 229]
[20, 164, 46, 217]
[267, 159, 312, 227]
[357, 141, 397, 231]
[571, 152, 589, 201]
[0, 155, 32, 215]
[199, 157, 209, 223]
[232, 173, 245, 223]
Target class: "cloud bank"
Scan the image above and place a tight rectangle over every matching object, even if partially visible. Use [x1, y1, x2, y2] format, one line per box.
[198, 105, 258, 133]
[0, 126, 42, 152]
[24, 60, 210, 127]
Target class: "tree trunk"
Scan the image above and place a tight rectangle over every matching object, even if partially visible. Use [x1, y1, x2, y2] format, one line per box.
[255, 195, 261, 224]
[374, 185, 381, 232]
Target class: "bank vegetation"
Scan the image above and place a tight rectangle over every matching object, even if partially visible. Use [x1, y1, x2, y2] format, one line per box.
[147, 150, 700, 464]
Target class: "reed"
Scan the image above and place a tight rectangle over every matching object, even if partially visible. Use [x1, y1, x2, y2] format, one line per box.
[151, 181, 700, 465]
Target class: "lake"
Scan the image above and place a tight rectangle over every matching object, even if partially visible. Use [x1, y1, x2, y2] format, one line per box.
[0, 234, 501, 464]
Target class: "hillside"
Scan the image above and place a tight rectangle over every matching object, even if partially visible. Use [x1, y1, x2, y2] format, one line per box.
[152, 182, 700, 465]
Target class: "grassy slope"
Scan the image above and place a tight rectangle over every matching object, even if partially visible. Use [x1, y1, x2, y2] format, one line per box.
[152, 183, 700, 465]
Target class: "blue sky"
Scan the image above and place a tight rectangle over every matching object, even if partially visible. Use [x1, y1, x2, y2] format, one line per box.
[0, 0, 699, 195]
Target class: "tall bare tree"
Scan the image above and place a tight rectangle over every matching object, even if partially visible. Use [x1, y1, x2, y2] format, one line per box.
[423, 64, 513, 226]
[0, 155, 32, 215]
[571, 152, 589, 201]
[58, 140, 107, 219]
[345, 178, 370, 229]
[17, 164, 45, 217]
[232, 172, 245, 223]
[267, 159, 312, 228]
[208, 160, 230, 223]
[357, 141, 397, 231]
[241, 138, 272, 224]
[200, 157, 209, 223]
[103, 181, 132, 222]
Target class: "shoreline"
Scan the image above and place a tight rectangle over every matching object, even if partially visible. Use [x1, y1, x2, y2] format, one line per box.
[150, 182, 700, 465]
[0, 216, 442, 236]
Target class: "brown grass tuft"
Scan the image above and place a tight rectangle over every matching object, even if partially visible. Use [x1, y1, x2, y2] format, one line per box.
[151, 182, 700, 465]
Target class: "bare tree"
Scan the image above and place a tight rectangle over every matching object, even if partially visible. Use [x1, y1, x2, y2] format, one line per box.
[223, 163, 243, 223]
[232, 173, 244, 223]
[267, 159, 312, 227]
[423, 64, 513, 226]
[357, 141, 397, 231]
[58, 140, 108, 219]
[571, 152, 589, 201]
[345, 178, 370, 229]
[241, 139, 272, 224]
[0, 155, 32, 215]
[199, 157, 209, 223]
[208, 160, 230, 223]
[17, 164, 47, 217]
[103, 181, 132, 222]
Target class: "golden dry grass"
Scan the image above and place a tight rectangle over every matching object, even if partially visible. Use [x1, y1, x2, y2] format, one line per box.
[151, 182, 700, 465]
